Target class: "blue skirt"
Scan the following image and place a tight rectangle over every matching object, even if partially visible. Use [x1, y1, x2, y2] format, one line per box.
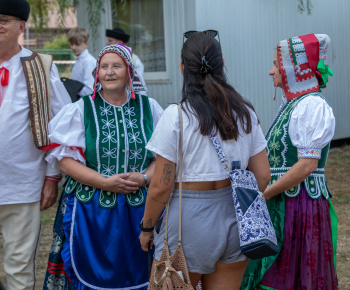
[44, 186, 151, 290]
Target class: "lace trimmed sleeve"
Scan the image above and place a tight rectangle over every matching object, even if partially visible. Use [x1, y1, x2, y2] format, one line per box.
[45, 99, 86, 165]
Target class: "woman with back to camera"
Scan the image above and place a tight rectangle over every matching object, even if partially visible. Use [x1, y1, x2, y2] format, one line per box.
[139, 30, 271, 289]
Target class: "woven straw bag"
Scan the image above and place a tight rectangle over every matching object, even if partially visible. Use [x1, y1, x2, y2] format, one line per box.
[148, 104, 193, 290]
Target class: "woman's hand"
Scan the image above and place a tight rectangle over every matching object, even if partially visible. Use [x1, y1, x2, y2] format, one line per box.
[126, 172, 145, 187]
[139, 231, 154, 251]
[102, 173, 140, 194]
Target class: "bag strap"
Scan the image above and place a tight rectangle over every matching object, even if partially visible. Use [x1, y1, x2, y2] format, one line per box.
[209, 131, 231, 175]
[164, 104, 183, 245]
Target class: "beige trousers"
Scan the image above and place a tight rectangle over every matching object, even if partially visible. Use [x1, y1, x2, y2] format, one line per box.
[0, 201, 41, 290]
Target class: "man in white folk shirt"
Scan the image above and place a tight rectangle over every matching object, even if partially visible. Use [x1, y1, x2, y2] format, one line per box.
[0, 0, 71, 289]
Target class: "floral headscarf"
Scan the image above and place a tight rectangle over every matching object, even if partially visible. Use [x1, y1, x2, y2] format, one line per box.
[92, 43, 146, 100]
[277, 34, 333, 101]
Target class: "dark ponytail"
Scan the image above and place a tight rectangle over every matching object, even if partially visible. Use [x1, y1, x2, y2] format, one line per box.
[180, 31, 254, 141]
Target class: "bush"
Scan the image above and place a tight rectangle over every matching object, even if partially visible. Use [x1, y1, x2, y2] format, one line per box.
[44, 34, 70, 49]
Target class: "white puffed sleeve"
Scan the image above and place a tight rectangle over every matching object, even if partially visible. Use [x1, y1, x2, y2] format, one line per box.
[45, 64, 72, 175]
[46, 99, 86, 165]
[289, 95, 335, 159]
[149, 98, 164, 130]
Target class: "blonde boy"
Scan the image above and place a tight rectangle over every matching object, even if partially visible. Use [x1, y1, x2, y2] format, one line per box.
[68, 27, 96, 97]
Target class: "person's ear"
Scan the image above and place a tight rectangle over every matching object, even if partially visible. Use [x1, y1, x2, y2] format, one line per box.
[179, 61, 184, 75]
[19, 21, 26, 35]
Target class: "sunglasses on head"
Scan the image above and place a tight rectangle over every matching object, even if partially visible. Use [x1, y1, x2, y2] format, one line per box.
[183, 30, 220, 43]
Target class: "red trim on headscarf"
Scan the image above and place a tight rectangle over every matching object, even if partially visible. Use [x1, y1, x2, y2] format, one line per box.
[42, 143, 86, 160]
[299, 34, 323, 85]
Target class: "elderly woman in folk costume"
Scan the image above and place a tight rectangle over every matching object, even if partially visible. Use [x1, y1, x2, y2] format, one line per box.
[43, 44, 163, 290]
[241, 34, 338, 290]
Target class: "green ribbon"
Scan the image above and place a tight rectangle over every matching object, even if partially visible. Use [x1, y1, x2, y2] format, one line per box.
[328, 198, 338, 274]
[317, 60, 334, 88]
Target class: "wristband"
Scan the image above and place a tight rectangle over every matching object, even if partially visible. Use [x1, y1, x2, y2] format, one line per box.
[45, 178, 60, 183]
[139, 219, 154, 232]
[142, 173, 148, 185]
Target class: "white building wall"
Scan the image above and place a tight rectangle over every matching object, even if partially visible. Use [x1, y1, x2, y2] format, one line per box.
[78, 0, 350, 139]
[192, 0, 350, 138]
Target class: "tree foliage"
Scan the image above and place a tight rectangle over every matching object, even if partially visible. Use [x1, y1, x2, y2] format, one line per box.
[28, 0, 313, 41]
[28, 0, 129, 50]
[43, 34, 70, 49]
[28, 0, 79, 32]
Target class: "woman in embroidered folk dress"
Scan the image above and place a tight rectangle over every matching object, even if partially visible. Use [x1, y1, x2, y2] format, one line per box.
[241, 34, 338, 290]
[43, 44, 163, 290]
[139, 31, 271, 289]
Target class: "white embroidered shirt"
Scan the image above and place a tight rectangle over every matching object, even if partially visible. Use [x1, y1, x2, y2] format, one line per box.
[0, 47, 71, 205]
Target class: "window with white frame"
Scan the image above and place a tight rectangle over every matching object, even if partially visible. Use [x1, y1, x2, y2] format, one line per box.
[112, 0, 167, 79]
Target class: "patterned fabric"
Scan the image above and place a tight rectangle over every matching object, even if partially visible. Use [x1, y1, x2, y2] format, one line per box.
[83, 92, 153, 208]
[277, 34, 330, 101]
[43, 188, 74, 290]
[84, 92, 153, 175]
[20, 52, 52, 149]
[61, 190, 150, 290]
[240, 193, 286, 290]
[92, 44, 146, 99]
[297, 147, 322, 159]
[258, 188, 338, 290]
[265, 92, 331, 199]
[210, 131, 278, 256]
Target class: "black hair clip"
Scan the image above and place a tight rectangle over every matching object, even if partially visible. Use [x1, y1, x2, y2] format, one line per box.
[200, 56, 212, 76]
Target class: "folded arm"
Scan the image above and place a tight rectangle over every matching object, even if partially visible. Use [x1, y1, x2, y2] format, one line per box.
[59, 157, 140, 194]
[263, 158, 318, 200]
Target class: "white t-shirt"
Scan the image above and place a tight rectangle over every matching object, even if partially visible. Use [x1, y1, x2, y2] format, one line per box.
[146, 104, 267, 182]
[286, 94, 335, 151]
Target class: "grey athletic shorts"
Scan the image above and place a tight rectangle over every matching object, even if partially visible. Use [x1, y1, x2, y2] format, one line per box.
[153, 186, 247, 274]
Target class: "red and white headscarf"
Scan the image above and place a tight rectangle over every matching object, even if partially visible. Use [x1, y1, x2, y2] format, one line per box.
[277, 34, 332, 101]
[92, 43, 146, 100]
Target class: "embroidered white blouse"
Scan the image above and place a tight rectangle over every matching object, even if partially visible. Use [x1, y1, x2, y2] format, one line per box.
[281, 94, 335, 158]
[71, 49, 97, 97]
[0, 47, 71, 205]
[46, 93, 163, 167]
[146, 104, 267, 182]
